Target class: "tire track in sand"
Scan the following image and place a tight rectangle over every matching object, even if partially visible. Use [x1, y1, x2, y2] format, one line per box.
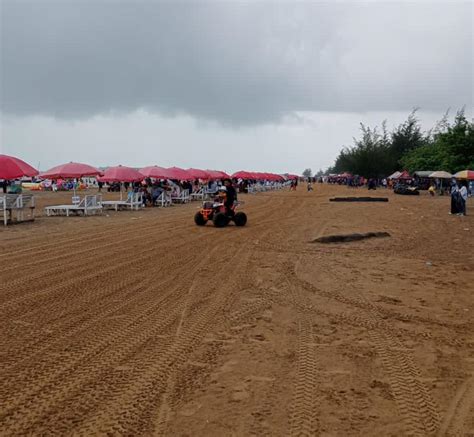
[0, 244, 222, 433]
[0, 247, 203, 372]
[289, 319, 319, 437]
[437, 377, 474, 437]
[0, 228, 207, 312]
[292, 264, 441, 437]
[74, 247, 252, 435]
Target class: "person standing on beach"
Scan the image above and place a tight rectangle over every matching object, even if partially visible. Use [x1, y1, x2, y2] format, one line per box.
[450, 181, 459, 214]
[459, 182, 468, 215]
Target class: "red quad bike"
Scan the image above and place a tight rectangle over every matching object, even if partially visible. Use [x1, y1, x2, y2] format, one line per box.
[194, 201, 247, 227]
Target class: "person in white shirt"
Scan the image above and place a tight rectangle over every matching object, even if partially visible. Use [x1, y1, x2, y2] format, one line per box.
[459, 182, 468, 215]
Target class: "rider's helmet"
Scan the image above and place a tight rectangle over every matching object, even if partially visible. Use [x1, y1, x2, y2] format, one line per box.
[218, 186, 227, 192]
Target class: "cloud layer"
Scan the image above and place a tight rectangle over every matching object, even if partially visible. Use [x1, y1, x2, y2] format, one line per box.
[2, 1, 472, 125]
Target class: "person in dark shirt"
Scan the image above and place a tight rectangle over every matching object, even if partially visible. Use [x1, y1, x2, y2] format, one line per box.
[223, 179, 237, 215]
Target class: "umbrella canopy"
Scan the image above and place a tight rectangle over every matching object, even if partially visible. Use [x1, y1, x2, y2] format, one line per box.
[99, 165, 144, 182]
[206, 169, 230, 179]
[41, 162, 101, 179]
[166, 167, 192, 180]
[186, 168, 211, 180]
[232, 171, 254, 179]
[140, 165, 170, 179]
[0, 154, 39, 180]
[388, 171, 401, 179]
[414, 170, 435, 178]
[266, 173, 281, 181]
[429, 171, 453, 179]
[398, 170, 411, 179]
[454, 170, 474, 180]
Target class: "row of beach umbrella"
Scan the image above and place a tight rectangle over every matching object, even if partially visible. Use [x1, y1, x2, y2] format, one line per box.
[0, 154, 295, 183]
[388, 169, 474, 180]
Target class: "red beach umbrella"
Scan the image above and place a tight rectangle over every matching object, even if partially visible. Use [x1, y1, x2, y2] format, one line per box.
[207, 170, 230, 180]
[0, 154, 39, 180]
[40, 162, 101, 179]
[166, 167, 192, 180]
[139, 166, 170, 179]
[186, 168, 211, 180]
[232, 171, 254, 179]
[100, 165, 144, 182]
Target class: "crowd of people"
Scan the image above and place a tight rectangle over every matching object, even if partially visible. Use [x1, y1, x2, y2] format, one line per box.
[299, 174, 471, 216]
[96, 177, 256, 208]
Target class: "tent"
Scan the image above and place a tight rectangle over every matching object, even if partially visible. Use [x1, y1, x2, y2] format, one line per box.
[387, 171, 401, 179]
[398, 170, 411, 179]
[388, 170, 411, 180]
[414, 171, 435, 178]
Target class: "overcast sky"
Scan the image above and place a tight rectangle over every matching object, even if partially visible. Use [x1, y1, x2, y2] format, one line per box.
[1, 0, 472, 173]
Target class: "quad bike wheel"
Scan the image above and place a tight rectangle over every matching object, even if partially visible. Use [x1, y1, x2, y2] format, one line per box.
[213, 212, 230, 228]
[194, 212, 208, 226]
[233, 212, 247, 227]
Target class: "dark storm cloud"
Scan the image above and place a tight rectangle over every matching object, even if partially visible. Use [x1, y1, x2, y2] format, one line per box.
[1, 1, 472, 125]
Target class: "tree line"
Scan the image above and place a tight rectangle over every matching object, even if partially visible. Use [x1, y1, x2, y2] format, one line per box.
[323, 109, 474, 179]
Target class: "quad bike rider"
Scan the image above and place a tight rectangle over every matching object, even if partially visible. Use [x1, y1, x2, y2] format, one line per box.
[194, 181, 247, 227]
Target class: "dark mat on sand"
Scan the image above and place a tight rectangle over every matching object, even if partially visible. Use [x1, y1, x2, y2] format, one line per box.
[329, 197, 389, 202]
[312, 231, 391, 244]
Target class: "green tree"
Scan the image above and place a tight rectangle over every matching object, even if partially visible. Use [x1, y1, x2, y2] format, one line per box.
[390, 109, 427, 168]
[333, 122, 392, 178]
[302, 168, 312, 178]
[330, 108, 473, 178]
[401, 110, 474, 173]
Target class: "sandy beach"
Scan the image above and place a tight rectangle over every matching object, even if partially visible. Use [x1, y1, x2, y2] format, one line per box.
[1, 185, 473, 436]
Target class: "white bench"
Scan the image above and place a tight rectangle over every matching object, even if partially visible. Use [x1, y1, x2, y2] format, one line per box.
[45, 195, 103, 217]
[102, 192, 143, 211]
[190, 188, 205, 201]
[171, 189, 190, 204]
[1, 194, 36, 226]
[155, 191, 172, 207]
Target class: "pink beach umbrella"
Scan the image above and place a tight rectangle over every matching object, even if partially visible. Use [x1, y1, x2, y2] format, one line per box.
[100, 165, 144, 182]
[166, 167, 192, 180]
[0, 154, 39, 180]
[186, 168, 211, 180]
[139, 165, 170, 179]
[232, 171, 254, 179]
[41, 162, 102, 179]
[99, 165, 144, 199]
[206, 170, 230, 180]
[40, 162, 102, 195]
